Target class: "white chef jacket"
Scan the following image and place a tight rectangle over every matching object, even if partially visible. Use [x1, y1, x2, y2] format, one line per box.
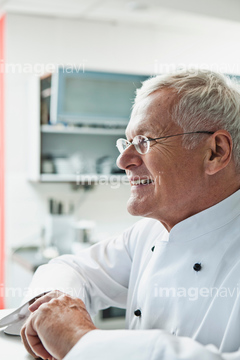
[26, 190, 240, 360]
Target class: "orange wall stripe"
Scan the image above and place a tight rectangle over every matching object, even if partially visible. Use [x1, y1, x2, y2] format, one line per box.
[0, 14, 5, 309]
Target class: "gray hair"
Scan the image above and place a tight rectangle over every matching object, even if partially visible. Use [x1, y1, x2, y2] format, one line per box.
[134, 69, 240, 171]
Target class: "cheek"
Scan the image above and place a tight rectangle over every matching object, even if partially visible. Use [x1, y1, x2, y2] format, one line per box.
[145, 146, 193, 185]
[146, 154, 172, 183]
[152, 163, 188, 192]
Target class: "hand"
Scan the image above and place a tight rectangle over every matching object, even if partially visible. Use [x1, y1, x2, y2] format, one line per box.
[21, 290, 97, 360]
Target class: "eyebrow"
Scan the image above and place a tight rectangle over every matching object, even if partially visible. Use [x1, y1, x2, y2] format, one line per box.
[125, 127, 154, 140]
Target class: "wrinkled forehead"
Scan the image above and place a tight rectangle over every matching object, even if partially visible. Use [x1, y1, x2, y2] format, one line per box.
[126, 90, 177, 139]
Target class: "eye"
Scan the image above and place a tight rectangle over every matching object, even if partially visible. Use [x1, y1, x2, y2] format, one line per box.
[133, 135, 147, 144]
[133, 135, 149, 154]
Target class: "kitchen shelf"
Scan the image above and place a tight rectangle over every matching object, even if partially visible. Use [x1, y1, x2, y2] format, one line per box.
[40, 173, 128, 183]
[27, 73, 128, 183]
[41, 124, 126, 136]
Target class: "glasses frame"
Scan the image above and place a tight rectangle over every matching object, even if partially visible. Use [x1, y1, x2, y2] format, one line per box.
[116, 131, 214, 155]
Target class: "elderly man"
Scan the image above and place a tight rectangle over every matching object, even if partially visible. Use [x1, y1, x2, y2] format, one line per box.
[21, 69, 240, 360]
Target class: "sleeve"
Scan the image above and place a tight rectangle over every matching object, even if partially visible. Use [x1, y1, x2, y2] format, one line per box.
[63, 329, 240, 360]
[23, 226, 136, 315]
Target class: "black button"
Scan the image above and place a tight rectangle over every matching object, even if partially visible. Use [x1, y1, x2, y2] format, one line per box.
[193, 263, 202, 272]
[134, 309, 141, 317]
[151, 246, 155, 252]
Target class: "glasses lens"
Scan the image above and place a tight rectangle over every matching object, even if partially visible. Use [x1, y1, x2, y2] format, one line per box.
[133, 135, 149, 154]
[116, 139, 130, 153]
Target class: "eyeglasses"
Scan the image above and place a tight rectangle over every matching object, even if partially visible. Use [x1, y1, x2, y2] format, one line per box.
[116, 131, 214, 155]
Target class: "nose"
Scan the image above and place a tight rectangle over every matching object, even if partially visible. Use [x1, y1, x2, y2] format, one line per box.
[116, 146, 143, 171]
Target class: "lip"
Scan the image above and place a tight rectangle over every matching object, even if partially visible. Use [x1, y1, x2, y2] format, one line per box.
[128, 176, 154, 187]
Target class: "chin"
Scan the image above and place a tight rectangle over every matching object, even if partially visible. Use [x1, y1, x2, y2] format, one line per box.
[127, 199, 149, 218]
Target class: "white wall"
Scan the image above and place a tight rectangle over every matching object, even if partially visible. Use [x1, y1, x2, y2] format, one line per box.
[4, 12, 240, 306]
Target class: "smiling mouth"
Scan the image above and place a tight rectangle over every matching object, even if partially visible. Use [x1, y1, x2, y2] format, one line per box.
[130, 178, 154, 186]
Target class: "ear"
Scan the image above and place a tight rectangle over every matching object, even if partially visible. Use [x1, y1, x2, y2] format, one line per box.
[205, 130, 232, 175]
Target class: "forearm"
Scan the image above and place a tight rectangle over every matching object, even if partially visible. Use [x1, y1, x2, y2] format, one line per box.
[23, 235, 131, 315]
[23, 261, 87, 303]
[64, 329, 239, 360]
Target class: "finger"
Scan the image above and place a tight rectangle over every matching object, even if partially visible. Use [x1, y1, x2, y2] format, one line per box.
[24, 315, 52, 360]
[29, 290, 63, 312]
[25, 331, 51, 360]
[20, 324, 39, 359]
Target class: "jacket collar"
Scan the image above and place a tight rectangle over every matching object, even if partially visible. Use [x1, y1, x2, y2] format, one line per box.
[168, 190, 240, 243]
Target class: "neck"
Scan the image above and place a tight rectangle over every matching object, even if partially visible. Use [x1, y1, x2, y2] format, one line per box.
[160, 182, 240, 232]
